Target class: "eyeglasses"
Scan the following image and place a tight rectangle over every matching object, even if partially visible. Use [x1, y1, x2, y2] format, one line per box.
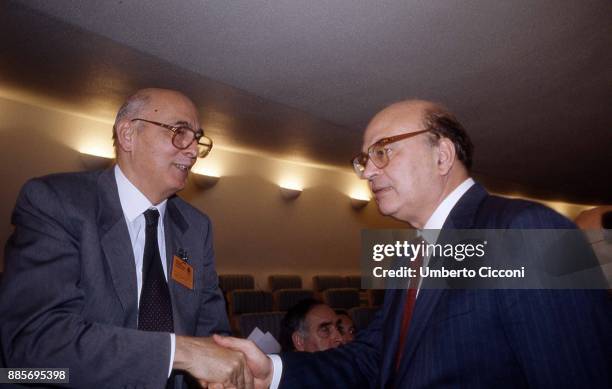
[351, 129, 430, 178]
[131, 118, 213, 158]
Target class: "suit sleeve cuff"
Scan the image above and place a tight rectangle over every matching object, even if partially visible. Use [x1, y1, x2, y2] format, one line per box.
[268, 354, 282, 389]
[169, 333, 176, 377]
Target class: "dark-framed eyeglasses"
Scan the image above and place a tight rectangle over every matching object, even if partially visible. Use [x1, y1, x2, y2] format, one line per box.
[131, 118, 213, 158]
[351, 129, 430, 178]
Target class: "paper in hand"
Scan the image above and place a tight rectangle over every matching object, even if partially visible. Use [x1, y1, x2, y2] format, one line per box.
[247, 327, 281, 354]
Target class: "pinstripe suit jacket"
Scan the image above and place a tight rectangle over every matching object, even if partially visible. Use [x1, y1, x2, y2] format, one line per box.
[280, 183, 612, 388]
[0, 168, 230, 388]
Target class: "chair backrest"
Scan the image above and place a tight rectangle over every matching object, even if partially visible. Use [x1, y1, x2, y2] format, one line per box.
[312, 275, 347, 292]
[229, 290, 274, 315]
[268, 275, 302, 291]
[273, 289, 315, 311]
[345, 275, 362, 290]
[238, 311, 285, 340]
[322, 288, 361, 310]
[349, 306, 379, 331]
[218, 274, 255, 294]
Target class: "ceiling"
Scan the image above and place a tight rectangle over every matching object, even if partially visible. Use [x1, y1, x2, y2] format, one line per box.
[1, 0, 611, 203]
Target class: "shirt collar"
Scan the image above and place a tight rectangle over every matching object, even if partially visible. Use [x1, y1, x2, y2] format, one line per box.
[423, 177, 475, 230]
[114, 165, 167, 223]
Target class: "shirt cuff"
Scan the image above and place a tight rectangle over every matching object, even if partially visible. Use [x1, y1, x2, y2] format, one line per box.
[169, 333, 176, 377]
[268, 354, 283, 389]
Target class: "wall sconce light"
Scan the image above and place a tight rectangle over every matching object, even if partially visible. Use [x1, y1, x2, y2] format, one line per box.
[280, 186, 302, 200]
[350, 196, 370, 209]
[192, 172, 220, 189]
[80, 152, 113, 171]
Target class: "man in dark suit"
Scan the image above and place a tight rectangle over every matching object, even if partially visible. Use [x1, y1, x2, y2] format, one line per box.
[0, 88, 252, 388]
[215, 99, 611, 388]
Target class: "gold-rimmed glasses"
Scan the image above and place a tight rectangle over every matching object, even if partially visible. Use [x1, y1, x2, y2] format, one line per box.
[131, 118, 213, 158]
[351, 129, 430, 177]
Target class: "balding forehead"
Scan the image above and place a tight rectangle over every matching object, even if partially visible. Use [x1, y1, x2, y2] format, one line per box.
[145, 89, 193, 105]
[362, 99, 447, 146]
[378, 99, 440, 120]
[141, 90, 198, 120]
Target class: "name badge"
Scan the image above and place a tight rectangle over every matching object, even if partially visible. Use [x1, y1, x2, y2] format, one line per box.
[172, 255, 194, 290]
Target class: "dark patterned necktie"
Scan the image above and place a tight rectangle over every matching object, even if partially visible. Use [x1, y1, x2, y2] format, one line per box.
[138, 208, 174, 332]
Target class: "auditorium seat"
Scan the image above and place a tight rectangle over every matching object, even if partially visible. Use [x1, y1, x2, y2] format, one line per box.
[268, 275, 302, 291]
[345, 275, 362, 290]
[238, 311, 285, 340]
[273, 289, 315, 311]
[218, 274, 255, 295]
[228, 290, 274, 335]
[349, 306, 379, 331]
[229, 290, 274, 315]
[322, 288, 361, 310]
[312, 275, 347, 292]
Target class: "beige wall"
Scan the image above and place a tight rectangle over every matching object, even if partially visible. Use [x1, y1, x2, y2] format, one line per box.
[0, 94, 596, 288]
[0, 94, 405, 288]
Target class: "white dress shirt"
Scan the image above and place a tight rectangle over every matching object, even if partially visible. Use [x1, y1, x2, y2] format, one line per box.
[114, 165, 176, 376]
[417, 178, 475, 293]
[423, 178, 475, 230]
[268, 178, 475, 388]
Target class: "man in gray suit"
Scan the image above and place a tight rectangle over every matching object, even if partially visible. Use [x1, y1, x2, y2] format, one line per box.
[0, 88, 252, 388]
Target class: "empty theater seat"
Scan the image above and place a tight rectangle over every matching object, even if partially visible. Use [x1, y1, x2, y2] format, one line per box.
[228, 290, 275, 335]
[268, 275, 302, 291]
[322, 288, 361, 310]
[312, 275, 347, 292]
[218, 274, 255, 295]
[345, 275, 363, 290]
[229, 290, 274, 315]
[274, 289, 315, 311]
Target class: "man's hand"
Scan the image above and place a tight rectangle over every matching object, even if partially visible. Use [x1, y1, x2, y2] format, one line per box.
[173, 336, 253, 389]
[213, 334, 274, 389]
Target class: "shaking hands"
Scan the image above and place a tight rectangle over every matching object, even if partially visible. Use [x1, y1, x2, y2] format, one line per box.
[173, 335, 273, 389]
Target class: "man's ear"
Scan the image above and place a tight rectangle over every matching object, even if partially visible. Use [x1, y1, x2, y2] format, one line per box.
[436, 137, 456, 175]
[115, 120, 136, 152]
[292, 332, 305, 351]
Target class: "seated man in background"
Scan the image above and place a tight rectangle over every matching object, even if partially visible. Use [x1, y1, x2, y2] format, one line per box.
[334, 310, 355, 344]
[0, 88, 249, 388]
[280, 299, 342, 352]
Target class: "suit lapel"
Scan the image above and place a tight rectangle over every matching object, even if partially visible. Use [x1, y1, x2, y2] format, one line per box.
[97, 168, 139, 326]
[393, 183, 490, 383]
[164, 198, 198, 335]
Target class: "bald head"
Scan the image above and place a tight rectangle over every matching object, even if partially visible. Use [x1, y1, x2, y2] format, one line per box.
[370, 100, 438, 126]
[113, 88, 196, 147]
[367, 99, 473, 170]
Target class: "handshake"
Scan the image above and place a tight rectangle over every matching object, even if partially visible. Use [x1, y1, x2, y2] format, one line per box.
[173, 334, 274, 389]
